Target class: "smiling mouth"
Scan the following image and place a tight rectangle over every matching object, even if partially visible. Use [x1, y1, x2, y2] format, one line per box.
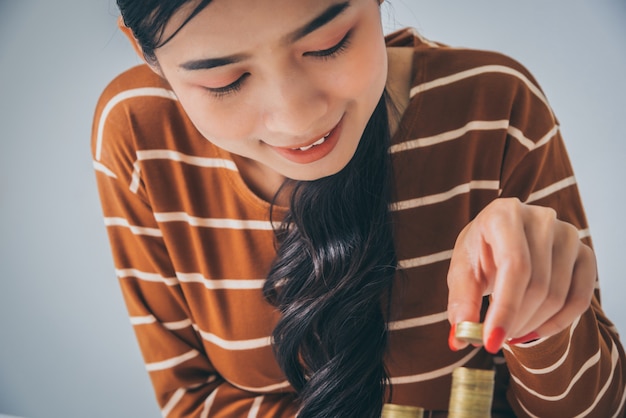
[291, 132, 331, 151]
[268, 116, 344, 165]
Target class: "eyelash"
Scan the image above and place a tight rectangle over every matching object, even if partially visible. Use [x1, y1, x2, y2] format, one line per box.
[304, 30, 353, 60]
[205, 30, 352, 99]
[206, 73, 249, 99]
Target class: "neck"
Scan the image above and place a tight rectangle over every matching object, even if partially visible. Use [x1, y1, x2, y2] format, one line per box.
[231, 154, 291, 206]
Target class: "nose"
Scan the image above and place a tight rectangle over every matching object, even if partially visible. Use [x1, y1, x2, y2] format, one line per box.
[262, 72, 329, 137]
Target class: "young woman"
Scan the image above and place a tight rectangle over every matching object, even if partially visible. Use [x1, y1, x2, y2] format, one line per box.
[91, 0, 626, 416]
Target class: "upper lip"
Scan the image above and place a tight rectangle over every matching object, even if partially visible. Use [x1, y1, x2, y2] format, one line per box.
[288, 132, 330, 150]
[271, 118, 341, 150]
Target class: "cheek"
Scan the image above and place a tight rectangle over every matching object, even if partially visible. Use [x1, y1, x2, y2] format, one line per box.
[179, 93, 257, 145]
[331, 40, 387, 100]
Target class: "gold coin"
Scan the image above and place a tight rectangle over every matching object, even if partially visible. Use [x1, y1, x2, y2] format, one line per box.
[455, 321, 484, 345]
[381, 403, 424, 418]
[448, 367, 495, 418]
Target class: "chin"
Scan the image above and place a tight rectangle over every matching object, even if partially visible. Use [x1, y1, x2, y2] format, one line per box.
[282, 162, 343, 182]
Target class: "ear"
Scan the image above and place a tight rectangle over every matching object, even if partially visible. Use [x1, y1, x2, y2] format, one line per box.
[118, 16, 145, 59]
[117, 16, 163, 75]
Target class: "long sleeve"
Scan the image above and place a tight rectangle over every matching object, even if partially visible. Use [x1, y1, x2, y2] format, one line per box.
[90, 67, 298, 417]
[494, 61, 626, 417]
[384, 28, 626, 415]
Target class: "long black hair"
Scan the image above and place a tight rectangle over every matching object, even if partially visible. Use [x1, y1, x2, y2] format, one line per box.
[264, 92, 397, 417]
[116, 2, 398, 416]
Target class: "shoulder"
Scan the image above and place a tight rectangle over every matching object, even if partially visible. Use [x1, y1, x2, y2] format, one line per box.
[91, 65, 209, 171]
[98, 64, 172, 95]
[411, 29, 553, 123]
[93, 64, 179, 126]
[387, 28, 541, 85]
[91, 65, 197, 163]
[387, 28, 549, 106]
[390, 29, 558, 151]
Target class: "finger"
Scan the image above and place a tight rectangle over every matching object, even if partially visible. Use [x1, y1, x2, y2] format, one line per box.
[531, 243, 596, 339]
[481, 205, 533, 354]
[506, 206, 557, 338]
[511, 217, 577, 339]
[447, 228, 486, 351]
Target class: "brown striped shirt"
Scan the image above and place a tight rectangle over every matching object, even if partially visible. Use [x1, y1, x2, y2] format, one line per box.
[91, 28, 626, 417]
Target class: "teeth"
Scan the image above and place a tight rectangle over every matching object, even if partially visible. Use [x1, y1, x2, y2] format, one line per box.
[293, 132, 331, 151]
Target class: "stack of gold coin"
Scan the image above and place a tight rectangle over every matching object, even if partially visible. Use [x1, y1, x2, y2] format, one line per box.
[448, 367, 495, 418]
[447, 322, 495, 418]
[381, 403, 424, 418]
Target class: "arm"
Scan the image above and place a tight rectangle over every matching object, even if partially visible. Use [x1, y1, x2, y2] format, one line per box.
[91, 79, 298, 417]
[446, 66, 625, 416]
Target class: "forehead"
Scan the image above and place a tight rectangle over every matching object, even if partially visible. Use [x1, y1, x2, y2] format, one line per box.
[159, 0, 354, 55]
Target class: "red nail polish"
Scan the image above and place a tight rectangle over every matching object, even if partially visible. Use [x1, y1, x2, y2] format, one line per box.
[508, 332, 540, 345]
[485, 327, 506, 354]
[448, 323, 458, 351]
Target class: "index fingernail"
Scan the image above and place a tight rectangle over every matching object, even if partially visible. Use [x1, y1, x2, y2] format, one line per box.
[485, 327, 506, 354]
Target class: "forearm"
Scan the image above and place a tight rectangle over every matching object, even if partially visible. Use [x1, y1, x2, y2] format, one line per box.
[502, 299, 626, 417]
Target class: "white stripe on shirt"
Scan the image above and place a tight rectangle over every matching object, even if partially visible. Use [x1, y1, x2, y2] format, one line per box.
[390, 347, 482, 384]
[410, 65, 552, 116]
[130, 315, 192, 331]
[129, 150, 238, 194]
[247, 396, 265, 418]
[177, 272, 266, 290]
[154, 212, 277, 230]
[388, 311, 448, 331]
[508, 124, 559, 151]
[136, 149, 238, 171]
[145, 349, 199, 372]
[516, 343, 621, 418]
[398, 250, 454, 270]
[104, 217, 162, 237]
[129, 160, 142, 194]
[389, 119, 510, 154]
[116, 268, 179, 286]
[233, 380, 292, 393]
[503, 316, 581, 371]
[93, 160, 117, 178]
[199, 387, 219, 418]
[512, 347, 602, 402]
[390, 119, 557, 155]
[525, 176, 577, 204]
[194, 327, 273, 350]
[391, 180, 500, 211]
[130, 315, 156, 326]
[95, 87, 178, 161]
[161, 387, 186, 418]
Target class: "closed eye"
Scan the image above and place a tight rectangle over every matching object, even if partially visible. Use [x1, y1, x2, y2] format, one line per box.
[205, 73, 250, 98]
[304, 30, 352, 59]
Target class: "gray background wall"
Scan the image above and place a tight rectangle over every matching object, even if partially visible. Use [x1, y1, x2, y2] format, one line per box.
[0, 1, 624, 417]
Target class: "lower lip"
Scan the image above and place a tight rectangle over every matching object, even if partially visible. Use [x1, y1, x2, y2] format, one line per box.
[270, 118, 343, 164]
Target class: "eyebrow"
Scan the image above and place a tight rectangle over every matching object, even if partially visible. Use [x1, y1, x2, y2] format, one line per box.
[179, 1, 351, 71]
[180, 54, 249, 71]
[286, 1, 351, 44]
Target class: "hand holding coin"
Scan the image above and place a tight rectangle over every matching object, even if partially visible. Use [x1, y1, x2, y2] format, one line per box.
[446, 199, 596, 354]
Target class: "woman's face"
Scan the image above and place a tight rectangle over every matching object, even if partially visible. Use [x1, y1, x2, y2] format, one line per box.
[153, 0, 388, 182]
